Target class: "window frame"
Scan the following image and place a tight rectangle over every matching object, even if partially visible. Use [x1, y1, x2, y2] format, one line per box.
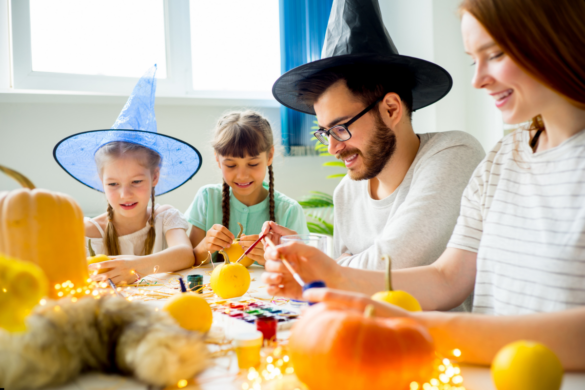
[9, 0, 275, 100]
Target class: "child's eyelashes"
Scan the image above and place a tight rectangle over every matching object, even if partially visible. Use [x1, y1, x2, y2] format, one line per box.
[108, 183, 118, 187]
[132, 180, 143, 185]
[248, 164, 259, 167]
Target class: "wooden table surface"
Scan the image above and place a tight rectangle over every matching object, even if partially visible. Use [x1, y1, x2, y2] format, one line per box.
[44, 264, 585, 390]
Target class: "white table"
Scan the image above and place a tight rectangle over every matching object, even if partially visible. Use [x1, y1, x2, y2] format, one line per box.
[45, 264, 585, 390]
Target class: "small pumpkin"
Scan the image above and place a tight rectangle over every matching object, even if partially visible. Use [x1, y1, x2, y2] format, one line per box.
[0, 253, 49, 332]
[289, 304, 435, 390]
[222, 222, 254, 268]
[164, 292, 213, 333]
[86, 239, 110, 274]
[372, 255, 422, 312]
[210, 249, 250, 299]
[0, 165, 89, 298]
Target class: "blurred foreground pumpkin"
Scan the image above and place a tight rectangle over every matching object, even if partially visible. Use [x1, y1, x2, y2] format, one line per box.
[289, 304, 435, 390]
[0, 254, 48, 332]
[0, 165, 89, 298]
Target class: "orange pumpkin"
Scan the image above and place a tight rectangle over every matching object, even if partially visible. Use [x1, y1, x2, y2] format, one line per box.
[289, 304, 435, 390]
[0, 165, 89, 298]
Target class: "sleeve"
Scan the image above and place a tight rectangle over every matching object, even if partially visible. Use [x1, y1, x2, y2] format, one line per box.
[281, 202, 310, 235]
[332, 182, 350, 258]
[447, 155, 491, 253]
[337, 144, 485, 271]
[161, 207, 190, 233]
[184, 187, 209, 231]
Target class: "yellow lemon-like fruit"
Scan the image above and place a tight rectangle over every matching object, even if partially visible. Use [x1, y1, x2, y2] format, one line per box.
[371, 290, 422, 312]
[223, 242, 254, 268]
[492, 340, 563, 390]
[164, 292, 213, 333]
[87, 254, 111, 274]
[210, 252, 251, 299]
[0, 254, 49, 332]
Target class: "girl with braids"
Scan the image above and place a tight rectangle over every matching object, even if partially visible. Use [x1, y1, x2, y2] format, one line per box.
[83, 142, 195, 285]
[186, 110, 309, 266]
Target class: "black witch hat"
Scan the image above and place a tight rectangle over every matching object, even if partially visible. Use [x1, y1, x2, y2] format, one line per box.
[272, 0, 452, 115]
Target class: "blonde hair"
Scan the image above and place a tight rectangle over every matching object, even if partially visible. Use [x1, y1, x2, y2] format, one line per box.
[212, 111, 276, 228]
[95, 142, 162, 256]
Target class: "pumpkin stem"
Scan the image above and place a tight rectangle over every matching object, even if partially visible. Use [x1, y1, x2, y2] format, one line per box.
[219, 249, 230, 264]
[364, 304, 375, 318]
[383, 255, 393, 291]
[0, 165, 36, 190]
[88, 239, 96, 257]
[236, 222, 244, 241]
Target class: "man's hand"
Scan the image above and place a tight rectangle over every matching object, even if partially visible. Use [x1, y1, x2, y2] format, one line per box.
[262, 241, 342, 299]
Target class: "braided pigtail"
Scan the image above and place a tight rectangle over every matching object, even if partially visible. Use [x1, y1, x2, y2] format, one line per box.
[268, 164, 275, 223]
[222, 180, 230, 229]
[104, 203, 121, 256]
[143, 187, 156, 255]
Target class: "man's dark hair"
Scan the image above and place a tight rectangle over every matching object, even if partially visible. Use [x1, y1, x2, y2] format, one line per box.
[296, 63, 415, 119]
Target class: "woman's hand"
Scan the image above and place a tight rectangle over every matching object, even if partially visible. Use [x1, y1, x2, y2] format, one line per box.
[261, 241, 343, 299]
[303, 288, 413, 319]
[88, 255, 145, 286]
[239, 234, 265, 264]
[198, 224, 235, 254]
[260, 221, 297, 246]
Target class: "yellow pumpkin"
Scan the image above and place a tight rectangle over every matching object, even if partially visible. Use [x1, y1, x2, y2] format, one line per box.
[0, 253, 49, 332]
[86, 239, 110, 274]
[164, 292, 213, 333]
[222, 222, 254, 268]
[371, 256, 422, 312]
[210, 250, 250, 299]
[0, 165, 89, 299]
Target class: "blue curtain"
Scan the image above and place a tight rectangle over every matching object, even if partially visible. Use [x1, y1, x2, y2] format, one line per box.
[279, 0, 333, 155]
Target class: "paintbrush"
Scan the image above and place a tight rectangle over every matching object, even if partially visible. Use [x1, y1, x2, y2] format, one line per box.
[264, 237, 306, 287]
[235, 231, 270, 264]
[107, 278, 124, 297]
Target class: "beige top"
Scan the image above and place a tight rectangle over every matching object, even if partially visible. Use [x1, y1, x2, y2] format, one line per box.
[85, 205, 189, 256]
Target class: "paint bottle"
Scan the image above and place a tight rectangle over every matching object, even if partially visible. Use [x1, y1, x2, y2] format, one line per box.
[255, 316, 277, 344]
[234, 331, 263, 369]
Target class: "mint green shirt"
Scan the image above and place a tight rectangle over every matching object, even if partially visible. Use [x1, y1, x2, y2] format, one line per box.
[185, 183, 310, 241]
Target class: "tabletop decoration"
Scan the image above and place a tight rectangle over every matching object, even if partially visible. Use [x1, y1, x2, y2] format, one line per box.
[0, 165, 89, 298]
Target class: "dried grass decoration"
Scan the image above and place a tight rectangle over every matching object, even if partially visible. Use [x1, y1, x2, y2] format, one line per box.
[0, 295, 209, 389]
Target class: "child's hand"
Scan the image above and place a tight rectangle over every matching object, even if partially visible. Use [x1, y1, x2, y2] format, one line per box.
[88, 255, 144, 286]
[201, 224, 235, 253]
[260, 221, 298, 246]
[239, 234, 265, 265]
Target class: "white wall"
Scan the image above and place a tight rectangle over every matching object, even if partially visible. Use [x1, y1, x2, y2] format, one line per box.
[0, 98, 340, 216]
[0, 0, 501, 217]
[379, 0, 502, 147]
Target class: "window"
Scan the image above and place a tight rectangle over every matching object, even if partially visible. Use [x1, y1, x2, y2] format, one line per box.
[9, 0, 279, 98]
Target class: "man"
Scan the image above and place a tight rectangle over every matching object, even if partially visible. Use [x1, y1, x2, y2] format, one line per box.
[266, 0, 484, 274]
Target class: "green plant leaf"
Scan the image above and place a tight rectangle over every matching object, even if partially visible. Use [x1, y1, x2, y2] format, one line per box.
[323, 161, 346, 168]
[326, 173, 346, 179]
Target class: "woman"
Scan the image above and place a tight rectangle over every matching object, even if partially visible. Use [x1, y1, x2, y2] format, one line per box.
[262, 0, 585, 369]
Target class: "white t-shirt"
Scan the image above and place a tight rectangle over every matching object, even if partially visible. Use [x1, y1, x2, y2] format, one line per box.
[334, 131, 485, 271]
[85, 205, 189, 256]
[448, 129, 585, 315]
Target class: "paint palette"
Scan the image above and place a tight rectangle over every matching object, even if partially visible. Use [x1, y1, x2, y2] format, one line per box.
[210, 299, 300, 330]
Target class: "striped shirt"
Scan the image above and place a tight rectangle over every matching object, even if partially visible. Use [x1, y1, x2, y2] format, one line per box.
[448, 128, 585, 315]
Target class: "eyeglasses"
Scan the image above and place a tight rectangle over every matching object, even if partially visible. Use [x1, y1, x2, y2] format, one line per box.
[313, 97, 383, 146]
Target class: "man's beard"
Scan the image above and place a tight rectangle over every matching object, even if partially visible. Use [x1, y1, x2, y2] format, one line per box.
[337, 111, 396, 181]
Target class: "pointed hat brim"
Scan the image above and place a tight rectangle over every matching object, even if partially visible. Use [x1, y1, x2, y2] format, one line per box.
[53, 129, 202, 196]
[272, 53, 453, 115]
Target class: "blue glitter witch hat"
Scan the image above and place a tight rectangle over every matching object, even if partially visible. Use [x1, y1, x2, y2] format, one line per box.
[53, 66, 202, 196]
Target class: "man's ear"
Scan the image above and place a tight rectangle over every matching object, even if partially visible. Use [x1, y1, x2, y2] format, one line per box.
[380, 92, 403, 127]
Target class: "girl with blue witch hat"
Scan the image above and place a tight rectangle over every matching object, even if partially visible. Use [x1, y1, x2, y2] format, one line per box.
[54, 66, 202, 285]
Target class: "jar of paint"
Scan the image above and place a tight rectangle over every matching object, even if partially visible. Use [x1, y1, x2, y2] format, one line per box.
[234, 331, 263, 369]
[186, 274, 203, 293]
[255, 316, 277, 344]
